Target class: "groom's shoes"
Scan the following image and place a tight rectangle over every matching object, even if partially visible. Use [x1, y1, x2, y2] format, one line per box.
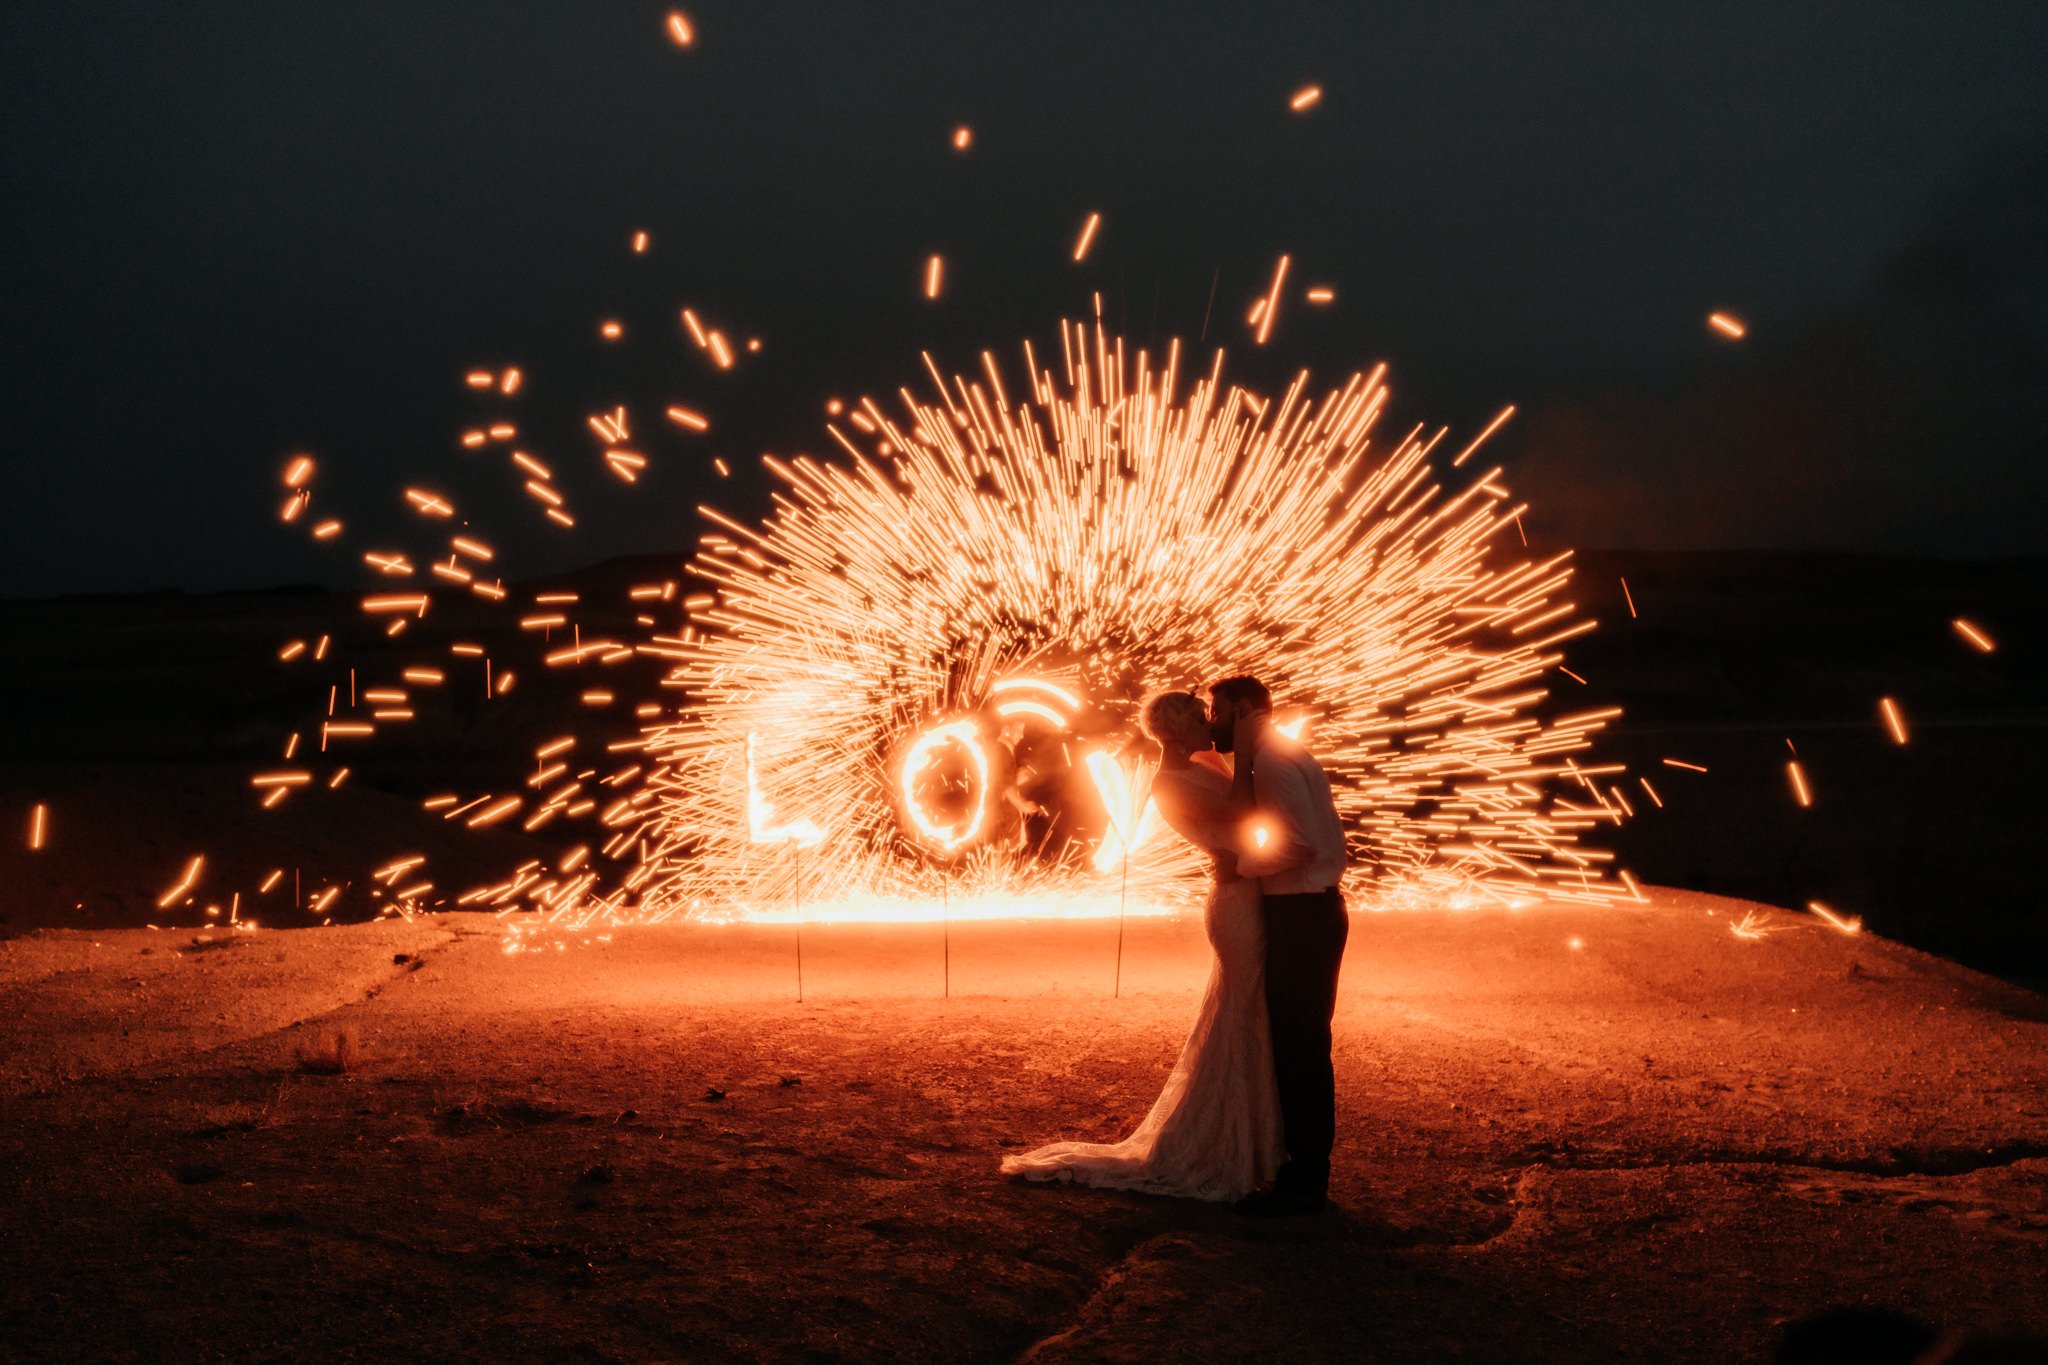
[1234, 1186, 1327, 1218]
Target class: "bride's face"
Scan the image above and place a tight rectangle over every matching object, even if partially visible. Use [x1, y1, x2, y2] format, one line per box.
[1165, 710, 1213, 755]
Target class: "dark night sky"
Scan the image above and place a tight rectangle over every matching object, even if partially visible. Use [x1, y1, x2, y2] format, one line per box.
[3, 2, 2045, 597]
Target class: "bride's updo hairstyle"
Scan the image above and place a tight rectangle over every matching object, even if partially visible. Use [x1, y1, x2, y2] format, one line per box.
[1140, 689, 1206, 745]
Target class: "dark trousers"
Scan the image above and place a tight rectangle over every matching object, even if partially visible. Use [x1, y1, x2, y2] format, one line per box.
[1262, 888, 1348, 1193]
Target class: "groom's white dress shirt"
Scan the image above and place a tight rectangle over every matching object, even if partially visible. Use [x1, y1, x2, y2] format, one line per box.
[1233, 730, 1347, 895]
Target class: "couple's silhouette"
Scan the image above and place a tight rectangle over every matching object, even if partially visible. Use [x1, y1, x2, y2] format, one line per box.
[1001, 675, 1349, 1216]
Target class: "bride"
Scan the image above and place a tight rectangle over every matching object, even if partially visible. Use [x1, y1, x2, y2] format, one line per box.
[1000, 690, 1284, 1202]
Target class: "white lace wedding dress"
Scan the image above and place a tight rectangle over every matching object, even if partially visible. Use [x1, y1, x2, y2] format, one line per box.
[1000, 758, 1286, 1201]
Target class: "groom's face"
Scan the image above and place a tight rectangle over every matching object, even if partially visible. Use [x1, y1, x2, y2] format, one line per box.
[1207, 692, 1240, 753]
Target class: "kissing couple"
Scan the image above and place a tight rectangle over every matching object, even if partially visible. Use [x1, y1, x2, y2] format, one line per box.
[1001, 674, 1349, 1216]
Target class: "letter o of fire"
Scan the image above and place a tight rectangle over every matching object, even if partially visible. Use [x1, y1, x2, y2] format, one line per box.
[897, 718, 991, 853]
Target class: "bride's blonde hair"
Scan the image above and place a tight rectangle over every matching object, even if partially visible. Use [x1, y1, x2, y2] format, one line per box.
[1140, 689, 1206, 744]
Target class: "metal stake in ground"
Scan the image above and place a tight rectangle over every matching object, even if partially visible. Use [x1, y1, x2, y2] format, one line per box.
[1114, 835, 1129, 998]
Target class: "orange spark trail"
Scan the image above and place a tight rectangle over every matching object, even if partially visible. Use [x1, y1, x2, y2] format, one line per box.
[1620, 577, 1637, 618]
[1879, 696, 1909, 745]
[1952, 618, 1995, 653]
[1289, 85, 1323, 111]
[1787, 760, 1813, 808]
[952, 125, 972, 151]
[1451, 405, 1516, 467]
[1254, 255, 1290, 345]
[1072, 213, 1100, 262]
[1807, 901, 1862, 934]
[1707, 312, 1747, 339]
[28, 803, 47, 850]
[665, 11, 693, 47]
[156, 855, 204, 910]
[924, 254, 944, 300]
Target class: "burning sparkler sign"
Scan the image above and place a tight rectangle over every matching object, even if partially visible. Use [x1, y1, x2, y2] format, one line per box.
[263, 306, 1642, 924]
[618, 320, 1634, 922]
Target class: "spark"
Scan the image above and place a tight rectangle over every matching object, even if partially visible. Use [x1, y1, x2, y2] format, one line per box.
[404, 488, 454, 518]
[1707, 312, 1747, 339]
[1952, 618, 1995, 653]
[1662, 758, 1708, 773]
[666, 406, 709, 432]
[1254, 255, 1289, 344]
[1638, 777, 1663, 808]
[632, 230, 649, 254]
[952, 125, 972, 151]
[468, 796, 523, 828]
[1304, 286, 1335, 304]
[1786, 760, 1813, 808]
[28, 803, 47, 851]
[1729, 910, 1776, 940]
[156, 855, 205, 910]
[665, 11, 693, 47]
[1807, 900, 1862, 935]
[600, 320, 624, 341]
[1289, 85, 1323, 111]
[925, 254, 944, 300]
[1620, 577, 1637, 618]
[283, 455, 316, 487]
[1878, 696, 1909, 745]
[1451, 404, 1516, 467]
[1072, 212, 1101, 262]
[501, 367, 523, 395]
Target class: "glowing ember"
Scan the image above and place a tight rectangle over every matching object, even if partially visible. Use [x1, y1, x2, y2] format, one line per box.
[1289, 85, 1323, 112]
[1807, 900, 1862, 935]
[156, 855, 205, 910]
[1072, 212, 1101, 263]
[1878, 696, 1909, 745]
[1952, 618, 1995, 653]
[1707, 311, 1747, 339]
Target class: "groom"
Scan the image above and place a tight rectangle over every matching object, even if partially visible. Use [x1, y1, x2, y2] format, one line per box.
[1208, 675, 1349, 1216]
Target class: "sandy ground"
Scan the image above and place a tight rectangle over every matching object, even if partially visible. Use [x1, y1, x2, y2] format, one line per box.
[2, 888, 2044, 1362]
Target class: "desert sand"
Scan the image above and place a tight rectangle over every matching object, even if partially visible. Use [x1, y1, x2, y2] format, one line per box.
[2, 887, 2043, 1361]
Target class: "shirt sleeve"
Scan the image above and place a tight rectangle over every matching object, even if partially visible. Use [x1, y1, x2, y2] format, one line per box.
[1232, 753, 1316, 879]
